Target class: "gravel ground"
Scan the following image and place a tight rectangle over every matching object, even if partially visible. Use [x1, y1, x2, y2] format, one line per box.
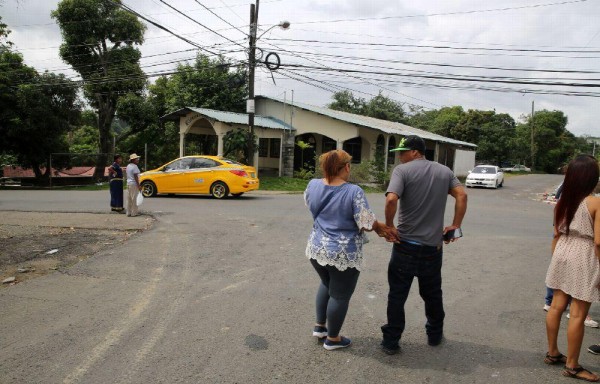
[0, 212, 152, 286]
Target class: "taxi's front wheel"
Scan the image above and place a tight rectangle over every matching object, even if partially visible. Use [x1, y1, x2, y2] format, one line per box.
[141, 181, 157, 197]
[211, 181, 229, 199]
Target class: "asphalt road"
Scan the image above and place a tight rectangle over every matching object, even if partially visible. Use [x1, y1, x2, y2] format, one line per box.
[2, 174, 596, 384]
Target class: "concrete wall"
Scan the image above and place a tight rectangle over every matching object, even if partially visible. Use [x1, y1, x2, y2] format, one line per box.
[454, 150, 476, 177]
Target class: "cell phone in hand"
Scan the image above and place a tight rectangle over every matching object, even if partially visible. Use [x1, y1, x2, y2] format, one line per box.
[443, 228, 463, 242]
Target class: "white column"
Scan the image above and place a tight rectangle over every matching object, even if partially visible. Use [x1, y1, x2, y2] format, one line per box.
[179, 132, 185, 157]
[253, 137, 259, 172]
[434, 142, 440, 163]
[279, 132, 284, 177]
[217, 133, 225, 157]
[336, 140, 343, 150]
[384, 135, 390, 168]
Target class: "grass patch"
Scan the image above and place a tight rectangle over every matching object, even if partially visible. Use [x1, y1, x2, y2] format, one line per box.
[259, 176, 309, 192]
[259, 176, 386, 193]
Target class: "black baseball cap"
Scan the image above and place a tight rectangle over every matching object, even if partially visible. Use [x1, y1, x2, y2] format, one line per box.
[389, 135, 426, 153]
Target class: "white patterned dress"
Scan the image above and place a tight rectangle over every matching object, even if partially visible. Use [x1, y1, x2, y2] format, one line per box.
[546, 198, 600, 302]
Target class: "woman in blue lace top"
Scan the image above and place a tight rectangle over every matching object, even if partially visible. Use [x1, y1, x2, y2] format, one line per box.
[305, 149, 392, 350]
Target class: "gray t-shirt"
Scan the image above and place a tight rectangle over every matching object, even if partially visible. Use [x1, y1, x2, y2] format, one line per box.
[386, 158, 461, 246]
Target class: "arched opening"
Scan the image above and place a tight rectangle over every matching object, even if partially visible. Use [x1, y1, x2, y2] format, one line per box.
[186, 118, 217, 156]
[294, 133, 317, 171]
[343, 137, 362, 163]
[387, 137, 396, 165]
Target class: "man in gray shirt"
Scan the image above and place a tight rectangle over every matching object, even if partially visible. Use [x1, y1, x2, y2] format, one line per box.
[380, 135, 467, 355]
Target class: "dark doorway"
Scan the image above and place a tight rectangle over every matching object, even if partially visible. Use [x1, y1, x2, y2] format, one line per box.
[294, 134, 317, 171]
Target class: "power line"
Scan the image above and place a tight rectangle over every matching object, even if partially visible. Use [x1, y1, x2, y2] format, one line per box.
[292, 0, 589, 25]
[273, 48, 600, 75]
[157, 0, 246, 49]
[193, 0, 247, 36]
[109, 0, 220, 56]
[265, 37, 600, 54]
[277, 63, 600, 88]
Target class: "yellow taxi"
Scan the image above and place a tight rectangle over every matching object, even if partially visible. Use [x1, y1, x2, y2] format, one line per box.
[139, 155, 259, 199]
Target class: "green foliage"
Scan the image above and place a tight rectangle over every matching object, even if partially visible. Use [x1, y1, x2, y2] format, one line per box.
[163, 54, 247, 112]
[117, 94, 179, 169]
[296, 140, 313, 173]
[69, 124, 99, 154]
[2, 71, 81, 179]
[52, 0, 147, 178]
[293, 166, 315, 180]
[329, 90, 406, 123]
[329, 90, 367, 114]
[223, 128, 256, 164]
[348, 161, 373, 183]
[259, 176, 309, 192]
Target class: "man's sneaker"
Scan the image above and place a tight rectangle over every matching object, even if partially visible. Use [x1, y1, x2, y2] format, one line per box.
[312, 326, 327, 338]
[544, 304, 551, 312]
[586, 317, 600, 328]
[428, 334, 444, 346]
[323, 336, 352, 350]
[588, 345, 600, 355]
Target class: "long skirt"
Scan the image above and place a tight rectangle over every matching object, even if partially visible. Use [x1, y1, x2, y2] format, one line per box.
[110, 179, 124, 211]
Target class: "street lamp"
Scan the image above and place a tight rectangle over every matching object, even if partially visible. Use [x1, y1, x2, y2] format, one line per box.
[247, 1, 290, 166]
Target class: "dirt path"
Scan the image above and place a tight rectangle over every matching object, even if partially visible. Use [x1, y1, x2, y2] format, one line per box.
[0, 212, 153, 286]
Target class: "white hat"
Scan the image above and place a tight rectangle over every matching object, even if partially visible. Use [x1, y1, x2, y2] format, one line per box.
[129, 153, 141, 161]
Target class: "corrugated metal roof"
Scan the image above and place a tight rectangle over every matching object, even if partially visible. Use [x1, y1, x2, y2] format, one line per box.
[161, 107, 294, 131]
[257, 96, 476, 149]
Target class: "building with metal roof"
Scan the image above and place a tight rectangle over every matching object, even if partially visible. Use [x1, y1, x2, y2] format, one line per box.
[161, 98, 477, 178]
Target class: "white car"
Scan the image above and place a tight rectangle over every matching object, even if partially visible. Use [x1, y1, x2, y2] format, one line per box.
[465, 165, 504, 189]
[502, 164, 531, 172]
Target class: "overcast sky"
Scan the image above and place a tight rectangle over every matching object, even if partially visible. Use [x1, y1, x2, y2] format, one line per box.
[2, 0, 600, 137]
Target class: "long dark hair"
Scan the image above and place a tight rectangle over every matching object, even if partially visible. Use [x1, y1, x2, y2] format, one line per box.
[555, 154, 599, 235]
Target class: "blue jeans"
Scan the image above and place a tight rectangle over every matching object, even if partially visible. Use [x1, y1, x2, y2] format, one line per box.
[381, 241, 444, 349]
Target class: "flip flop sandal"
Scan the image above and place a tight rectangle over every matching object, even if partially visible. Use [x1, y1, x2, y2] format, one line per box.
[563, 366, 600, 382]
[544, 352, 567, 365]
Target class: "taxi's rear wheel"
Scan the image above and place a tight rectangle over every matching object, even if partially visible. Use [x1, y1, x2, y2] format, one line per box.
[141, 181, 157, 197]
[211, 181, 229, 199]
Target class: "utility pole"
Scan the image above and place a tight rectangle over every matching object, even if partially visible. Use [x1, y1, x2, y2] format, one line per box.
[530, 101, 535, 170]
[247, 1, 259, 166]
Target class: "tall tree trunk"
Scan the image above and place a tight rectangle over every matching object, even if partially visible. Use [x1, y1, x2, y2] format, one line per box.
[94, 95, 116, 181]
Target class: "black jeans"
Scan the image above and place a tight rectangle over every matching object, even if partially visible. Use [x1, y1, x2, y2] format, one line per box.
[381, 241, 444, 349]
[310, 258, 360, 338]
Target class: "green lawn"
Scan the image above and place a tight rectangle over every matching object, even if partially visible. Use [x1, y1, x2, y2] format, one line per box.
[259, 177, 385, 193]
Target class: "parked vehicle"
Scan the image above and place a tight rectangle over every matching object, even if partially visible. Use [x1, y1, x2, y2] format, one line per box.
[502, 164, 531, 172]
[465, 165, 504, 189]
[139, 156, 259, 199]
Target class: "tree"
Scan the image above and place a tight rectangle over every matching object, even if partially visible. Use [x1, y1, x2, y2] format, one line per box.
[365, 91, 406, 123]
[328, 90, 406, 123]
[513, 110, 578, 173]
[0, 17, 80, 181]
[6, 72, 81, 180]
[52, 0, 146, 180]
[328, 90, 367, 115]
[472, 113, 516, 165]
[163, 54, 247, 112]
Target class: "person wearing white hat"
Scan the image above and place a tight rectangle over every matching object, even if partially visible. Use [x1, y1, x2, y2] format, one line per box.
[126, 153, 142, 217]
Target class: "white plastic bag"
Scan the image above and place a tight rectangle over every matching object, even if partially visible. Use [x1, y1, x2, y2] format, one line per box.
[136, 193, 144, 206]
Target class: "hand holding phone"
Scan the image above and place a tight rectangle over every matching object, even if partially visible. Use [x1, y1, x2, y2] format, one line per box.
[443, 227, 463, 242]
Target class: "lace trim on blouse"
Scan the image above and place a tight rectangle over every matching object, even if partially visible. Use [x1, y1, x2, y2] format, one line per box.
[306, 191, 376, 271]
